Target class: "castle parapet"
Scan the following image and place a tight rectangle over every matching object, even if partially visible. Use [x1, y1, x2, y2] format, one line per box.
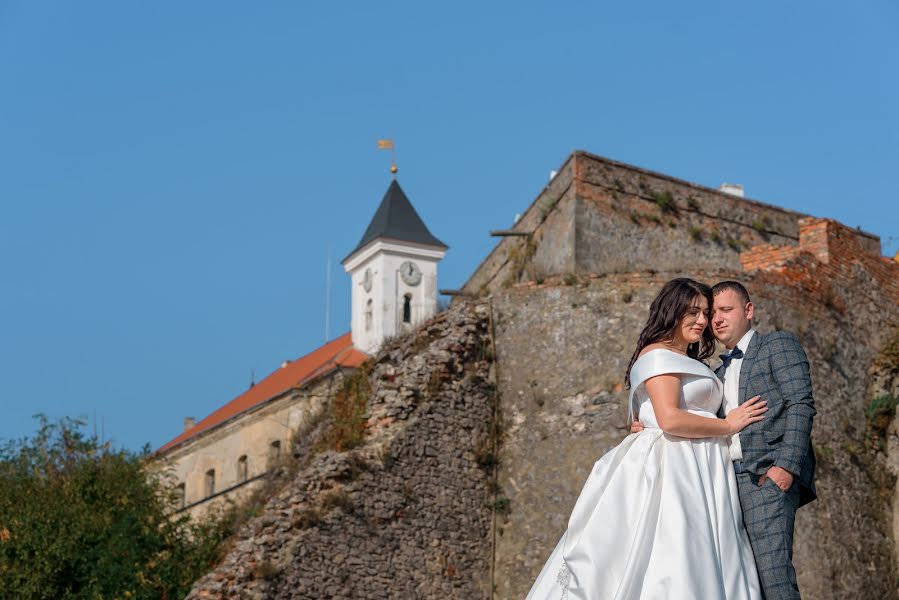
[740, 217, 898, 303]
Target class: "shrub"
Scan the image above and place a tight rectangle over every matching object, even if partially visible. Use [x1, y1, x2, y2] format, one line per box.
[653, 191, 677, 214]
[0, 416, 232, 600]
[316, 368, 372, 452]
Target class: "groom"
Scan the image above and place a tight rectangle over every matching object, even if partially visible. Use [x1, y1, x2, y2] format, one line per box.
[634, 281, 816, 600]
[712, 281, 815, 600]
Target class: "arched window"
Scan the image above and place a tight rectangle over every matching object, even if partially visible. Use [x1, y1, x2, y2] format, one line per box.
[174, 483, 186, 509]
[402, 294, 412, 323]
[237, 455, 248, 482]
[204, 469, 215, 497]
[268, 440, 281, 468]
[365, 299, 373, 331]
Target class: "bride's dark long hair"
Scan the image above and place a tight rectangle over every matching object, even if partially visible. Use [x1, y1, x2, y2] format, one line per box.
[625, 278, 716, 387]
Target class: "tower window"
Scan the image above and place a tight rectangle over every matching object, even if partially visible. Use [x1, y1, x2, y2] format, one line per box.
[237, 455, 248, 482]
[205, 469, 215, 498]
[403, 294, 412, 323]
[365, 299, 373, 332]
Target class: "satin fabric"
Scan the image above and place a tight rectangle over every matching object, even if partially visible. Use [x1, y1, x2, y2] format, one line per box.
[525, 350, 762, 600]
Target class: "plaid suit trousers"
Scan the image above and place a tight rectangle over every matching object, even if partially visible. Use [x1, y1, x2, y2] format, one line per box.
[737, 472, 801, 600]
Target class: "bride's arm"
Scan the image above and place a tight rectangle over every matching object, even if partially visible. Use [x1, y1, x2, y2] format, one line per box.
[645, 375, 766, 439]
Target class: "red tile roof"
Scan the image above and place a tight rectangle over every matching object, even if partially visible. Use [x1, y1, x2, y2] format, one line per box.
[156, 332, 368, 455]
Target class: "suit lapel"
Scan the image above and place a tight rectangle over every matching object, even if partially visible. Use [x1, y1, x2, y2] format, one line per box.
[737, 332, 763, 406]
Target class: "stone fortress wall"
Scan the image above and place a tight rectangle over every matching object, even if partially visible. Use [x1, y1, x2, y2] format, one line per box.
[186, 301, 498, 599]
[185, 151, 899, 599]
[467, 151, 899, 599]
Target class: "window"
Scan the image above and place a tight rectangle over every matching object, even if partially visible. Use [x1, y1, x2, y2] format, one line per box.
[205, 469, 215, 497]
[402, 294, 412, 323]
[174, 483, 186, 509]
[365, 299, 373, 332]
[237, 455, 248, 483]
[268, 440, 281, 468]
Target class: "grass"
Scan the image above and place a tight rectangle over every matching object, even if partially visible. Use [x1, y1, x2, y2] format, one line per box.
[865, 395, 898, 452]
[475, 434, 497, 469]
[688, 226, 704, 242]
[254, 559, 280, 580]
[320, 486, 355, 514]
[291, 506, 323, 529]
[653, 191, 677, 214]
[727, 238, 742, 252]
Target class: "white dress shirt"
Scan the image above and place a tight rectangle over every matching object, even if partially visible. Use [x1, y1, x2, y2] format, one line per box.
[722, 328, 756, 462]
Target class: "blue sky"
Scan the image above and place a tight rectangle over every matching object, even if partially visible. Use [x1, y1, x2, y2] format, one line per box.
[2, 2, 897, 451]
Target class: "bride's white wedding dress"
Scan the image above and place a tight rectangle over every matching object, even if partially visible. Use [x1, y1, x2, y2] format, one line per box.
[525, 349, 762, 600]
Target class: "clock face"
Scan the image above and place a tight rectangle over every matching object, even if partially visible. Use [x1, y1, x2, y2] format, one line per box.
[362, 268, 372, 292]
[399, 261, 422, 286]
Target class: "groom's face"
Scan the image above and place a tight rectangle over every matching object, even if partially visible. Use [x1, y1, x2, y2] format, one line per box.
[712, 289, 753, 348]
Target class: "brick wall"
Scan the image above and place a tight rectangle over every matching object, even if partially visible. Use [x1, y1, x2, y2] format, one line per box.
[741, 217, 899, 306]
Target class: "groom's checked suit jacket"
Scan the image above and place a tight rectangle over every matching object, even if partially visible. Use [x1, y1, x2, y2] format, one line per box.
[716, 330, 817, 507]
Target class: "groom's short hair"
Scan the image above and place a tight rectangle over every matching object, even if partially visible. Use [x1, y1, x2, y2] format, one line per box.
[712, 281, 751, 304]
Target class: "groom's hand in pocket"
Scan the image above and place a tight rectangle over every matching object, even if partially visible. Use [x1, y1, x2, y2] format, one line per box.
[759, 465, 794, 491]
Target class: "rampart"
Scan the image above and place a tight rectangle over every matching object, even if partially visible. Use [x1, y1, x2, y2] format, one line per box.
[185, 151, 899, 599]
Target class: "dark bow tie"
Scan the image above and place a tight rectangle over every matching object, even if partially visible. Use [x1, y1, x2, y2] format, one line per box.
[719, 347, 744, 369]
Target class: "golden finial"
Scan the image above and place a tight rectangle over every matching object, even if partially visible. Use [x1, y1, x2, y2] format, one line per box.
[377, 139, 397, 178]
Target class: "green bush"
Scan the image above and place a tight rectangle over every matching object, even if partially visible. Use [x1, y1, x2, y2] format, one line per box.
[0, 416, 231, 600]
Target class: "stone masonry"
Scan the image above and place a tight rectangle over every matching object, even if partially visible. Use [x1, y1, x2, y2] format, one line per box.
[186, 300, 497, 600]
[183, 151, 899, 599]
[470, 151, 899, 599]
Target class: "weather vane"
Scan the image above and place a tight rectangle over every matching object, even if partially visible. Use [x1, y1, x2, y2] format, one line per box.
[377, 139, 397, 178]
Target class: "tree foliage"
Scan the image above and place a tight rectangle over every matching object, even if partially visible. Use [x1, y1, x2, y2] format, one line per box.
[0, 416, 231, 600]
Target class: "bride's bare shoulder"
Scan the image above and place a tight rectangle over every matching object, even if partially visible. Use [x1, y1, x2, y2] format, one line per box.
[637, 343, 670, 359]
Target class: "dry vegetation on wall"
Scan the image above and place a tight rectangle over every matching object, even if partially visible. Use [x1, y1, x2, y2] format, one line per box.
[869, 332, 899, 455]
[315, 365, 373, 453]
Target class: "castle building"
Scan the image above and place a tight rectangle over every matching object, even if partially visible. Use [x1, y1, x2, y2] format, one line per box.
[152, 178, 446, 518]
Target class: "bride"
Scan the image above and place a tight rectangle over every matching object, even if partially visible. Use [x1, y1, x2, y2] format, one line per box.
[526, 278, 765, 600]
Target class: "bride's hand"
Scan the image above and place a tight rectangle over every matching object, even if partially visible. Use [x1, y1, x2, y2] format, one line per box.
[724, 395, 767, 434]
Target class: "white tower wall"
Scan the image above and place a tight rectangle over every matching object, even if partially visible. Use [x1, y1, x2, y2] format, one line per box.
[344, 240, 446, 355]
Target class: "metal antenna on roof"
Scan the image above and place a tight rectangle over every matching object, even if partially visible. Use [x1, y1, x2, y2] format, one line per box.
[377, 139, 396, 178]
[250, 368, 255, 388]
[325, 244, 332, 342]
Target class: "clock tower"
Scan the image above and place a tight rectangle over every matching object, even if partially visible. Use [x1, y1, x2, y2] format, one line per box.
[342, 179, 448, 354]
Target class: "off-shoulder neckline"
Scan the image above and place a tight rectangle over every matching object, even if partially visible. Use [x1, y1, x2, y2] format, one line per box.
[636, 347, 690, 361]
